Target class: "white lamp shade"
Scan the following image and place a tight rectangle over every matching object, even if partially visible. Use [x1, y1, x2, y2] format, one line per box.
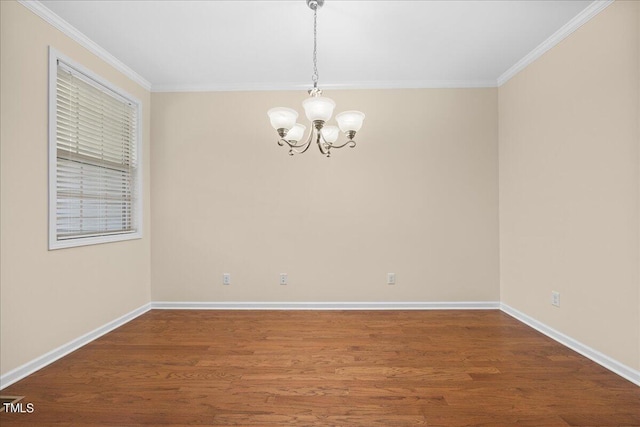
[302, 96, 336, 122]
[321, 125, 339, 143]
[336, 111, 365, 132]
[287, 123, 306, 142]
[267, 107, 298, 130]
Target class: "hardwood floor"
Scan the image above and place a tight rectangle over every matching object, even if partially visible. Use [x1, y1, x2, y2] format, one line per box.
[1, 310, 639, 426]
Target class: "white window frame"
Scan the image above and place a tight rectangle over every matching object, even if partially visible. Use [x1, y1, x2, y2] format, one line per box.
[48, 47, 142, 250]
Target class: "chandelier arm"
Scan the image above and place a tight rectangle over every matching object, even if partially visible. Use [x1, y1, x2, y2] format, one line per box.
[316, 132, 330, 155]
[303, 124, 317, 147]
[276, 122, 316, 151]
[283, 142, 309, 156]
[288, 139, 316, 156]
[316, 124, 340, 152]
[280, 139, 313, 157]
[317, 126, 356, 150]
[295, 139, 314, 154]
[290, 123, 321, 154]
[328, 139, 357, 149]
[277, 138, 296, 148]
[317, 131, 331, 147]
[291, 129, 316, 154]
[278, 138, 309, 149]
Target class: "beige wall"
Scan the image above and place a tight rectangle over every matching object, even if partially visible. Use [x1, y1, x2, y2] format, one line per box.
[3, 0, 638, 382]
[0, 1, 152, 375]
[499, 0, 640, 370]
[151, 89, 499, 303]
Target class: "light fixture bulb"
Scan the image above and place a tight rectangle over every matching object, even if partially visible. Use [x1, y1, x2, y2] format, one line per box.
[321, 125, 339, 143]
[267, 107, 298, 131]
[302, 96, 336, 122]
[336, 111, 365, 133]
[287, 123, 306, 143]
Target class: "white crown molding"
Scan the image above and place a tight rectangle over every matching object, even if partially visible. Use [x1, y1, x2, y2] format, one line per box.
[0, 303, 151, 390]
[16, 0, 612, 92]
[151, 301, 501, 310]
[500, 303, 640, 387]
[151, 80, 498, 93]
[497, 0, 614, 87]
[17, 0, 152, 91]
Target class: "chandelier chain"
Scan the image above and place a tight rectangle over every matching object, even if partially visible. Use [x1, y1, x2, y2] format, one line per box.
[312, 6, 319, 88]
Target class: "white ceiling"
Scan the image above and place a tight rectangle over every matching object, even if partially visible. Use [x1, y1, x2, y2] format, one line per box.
[36, 0, 597, 91]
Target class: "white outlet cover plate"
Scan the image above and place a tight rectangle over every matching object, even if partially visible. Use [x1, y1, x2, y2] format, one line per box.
[551, 291, 560, 306]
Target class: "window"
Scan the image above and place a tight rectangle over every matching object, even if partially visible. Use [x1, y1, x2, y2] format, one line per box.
[49, 48, 142, 249]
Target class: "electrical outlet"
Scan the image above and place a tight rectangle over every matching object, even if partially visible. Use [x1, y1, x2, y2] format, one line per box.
[223, 273, 231, 285]
[280, 273, 288, 285]
[551, 291, 560, 307]
[387, 273, 396, 285]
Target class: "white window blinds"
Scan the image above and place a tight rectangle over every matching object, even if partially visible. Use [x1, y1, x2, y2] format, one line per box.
[50, 53, 141, 249]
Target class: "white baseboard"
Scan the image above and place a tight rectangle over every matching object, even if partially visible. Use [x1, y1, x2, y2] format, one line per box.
[4, 301, 637, 390]
[500, 303, 640, 387]
[0, 303, 151, 390]
[151, 301, 501, 310]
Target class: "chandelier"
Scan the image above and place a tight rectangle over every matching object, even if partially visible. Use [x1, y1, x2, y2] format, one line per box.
[267, 0, 365, 157]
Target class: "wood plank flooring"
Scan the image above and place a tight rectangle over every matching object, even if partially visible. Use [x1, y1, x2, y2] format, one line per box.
[1, 310, 639, 426]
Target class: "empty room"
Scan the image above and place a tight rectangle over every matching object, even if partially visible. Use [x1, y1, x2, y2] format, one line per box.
[0, 0, 639, 425]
